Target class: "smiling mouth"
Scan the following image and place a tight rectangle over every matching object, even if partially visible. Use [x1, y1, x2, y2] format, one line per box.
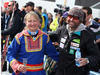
[31, 25, 35, 27]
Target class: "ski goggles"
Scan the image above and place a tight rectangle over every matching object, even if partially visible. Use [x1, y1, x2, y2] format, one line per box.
[68, 15, 79, 20]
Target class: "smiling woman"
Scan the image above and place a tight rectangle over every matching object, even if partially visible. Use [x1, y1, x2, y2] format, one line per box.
[7, 11, 59, 75]
[24, 11, 40, 32]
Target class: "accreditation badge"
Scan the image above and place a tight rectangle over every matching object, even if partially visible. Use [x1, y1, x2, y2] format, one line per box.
[69, 49, 75, 55]
[59, 42, 64, 48]
[71, 42, 79, 47]
[64, 35, 68, 39]
[61, 38, 66, 43]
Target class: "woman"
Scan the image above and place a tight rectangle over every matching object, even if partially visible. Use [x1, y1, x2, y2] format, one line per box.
[7, 11, 59, 75]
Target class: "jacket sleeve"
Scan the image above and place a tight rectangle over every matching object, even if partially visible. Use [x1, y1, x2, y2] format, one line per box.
[7, 37, 21, 74]
[44, 35, 59, 62]
[86, 35, 100, 66]
[48, 26, 64, 42]
[1, 14, 21, 36]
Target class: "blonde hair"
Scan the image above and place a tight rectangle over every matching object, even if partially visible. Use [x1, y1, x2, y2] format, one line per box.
[24, 11, 40, 30]
[24, 11, 40, 22]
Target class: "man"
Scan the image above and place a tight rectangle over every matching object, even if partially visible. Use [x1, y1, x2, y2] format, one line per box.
[54, 7, 100, 75]
[1, 2, 11, 72]
[82, 7, 100, 42]
[1, 2, 10, 31]
[82, 6, 100, 72]
[1, 1, 25, 73]
[1, 1, 25, 40]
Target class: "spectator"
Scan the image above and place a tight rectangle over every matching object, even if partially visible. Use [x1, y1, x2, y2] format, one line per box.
[7, 11, 59, 75]
[1, 1, 25, 40]
[24, 1, 34, 13]
[59, 11, 68, 27]
[1, 1, 25, 73]
[93, 18, 100, 26]
[49, 13, 60, 31]
[47, 13, 53, 31]
[1, 2, 11, 72]
[82, 6, 100, 72]
[42, 8, 48, 33]
[82, 6, 100, 49]
[24, 2, 42, 29]
[1, 2, 11, 31]
[35, 6, 45, 30]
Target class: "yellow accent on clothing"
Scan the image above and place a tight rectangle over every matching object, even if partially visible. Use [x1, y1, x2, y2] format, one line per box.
[39, 12, 45, 30]
[46, 35, 50, 43]
[10, 59, 16, 66]
[49, 17, 59, 31]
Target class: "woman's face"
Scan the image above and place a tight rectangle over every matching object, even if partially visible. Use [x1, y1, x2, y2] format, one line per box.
[25, 6, 33, 12]
[25, 15, 39, 32]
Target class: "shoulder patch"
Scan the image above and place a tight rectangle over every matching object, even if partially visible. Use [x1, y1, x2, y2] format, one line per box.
[15, 32, 23, 44]
[38, 29, 50, 43]
[41, 31, 50, 43]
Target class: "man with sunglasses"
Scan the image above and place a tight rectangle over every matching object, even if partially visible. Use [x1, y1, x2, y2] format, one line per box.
[1, 0, 25, 41]
[1, 2, 11, 72]
[7, 2, 14, 13]
[52, 7, 100, 75]
[1, 0, 25, 73]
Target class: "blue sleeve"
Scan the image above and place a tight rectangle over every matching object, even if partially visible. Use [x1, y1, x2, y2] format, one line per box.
[7, 38, 20, 64]
[44, 39, 59, 62]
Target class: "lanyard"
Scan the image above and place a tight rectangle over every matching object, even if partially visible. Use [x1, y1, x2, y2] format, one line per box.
[4, 14, 10, 30]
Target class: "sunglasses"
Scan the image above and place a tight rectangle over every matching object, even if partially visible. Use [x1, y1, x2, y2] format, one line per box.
[68, 15, 79, 20]
[8, 5, 13, 7]
[5, 8, 8, 10]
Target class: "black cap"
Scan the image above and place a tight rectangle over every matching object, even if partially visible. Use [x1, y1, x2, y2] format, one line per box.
[94, 18, 99, 22]
[24, 2, 34, 7]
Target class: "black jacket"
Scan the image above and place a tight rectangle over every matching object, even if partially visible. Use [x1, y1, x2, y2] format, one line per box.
[1, 12, 11, 30]
[48, 25, 67, 43]
[1, 9, 26, 40]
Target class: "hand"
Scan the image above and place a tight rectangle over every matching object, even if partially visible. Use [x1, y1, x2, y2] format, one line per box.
[96, 39, 100, 44]
[52, 42, 58, 46]
[76, 58, 87, 67]
[17, 64, 27, 73]
[1, 35, 3, 39]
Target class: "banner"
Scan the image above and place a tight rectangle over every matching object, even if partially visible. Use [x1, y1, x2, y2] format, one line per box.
[75, 0, 100, 9]
[43, 0, 55, 2]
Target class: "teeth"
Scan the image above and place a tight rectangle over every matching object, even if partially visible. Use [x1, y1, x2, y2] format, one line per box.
[32, 26, 35, 27]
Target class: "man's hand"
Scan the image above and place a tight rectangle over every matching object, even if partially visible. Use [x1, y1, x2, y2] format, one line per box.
[96, 39, 100, 44]
[76, 58, 88, 67]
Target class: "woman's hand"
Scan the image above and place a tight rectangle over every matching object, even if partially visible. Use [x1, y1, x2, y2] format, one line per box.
[17, 64, 27, 73]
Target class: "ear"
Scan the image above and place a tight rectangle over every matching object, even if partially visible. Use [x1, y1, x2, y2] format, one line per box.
[25, 21, 27, 24]
[39, 24, 41, 28]
[89, 14, 92, 18]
